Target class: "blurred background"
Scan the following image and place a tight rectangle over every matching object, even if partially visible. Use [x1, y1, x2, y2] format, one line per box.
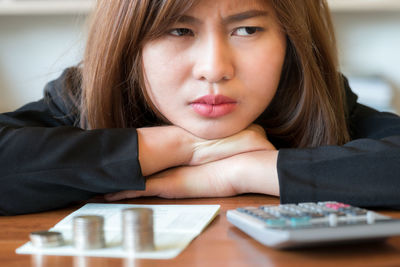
[0, 0, 399, 114]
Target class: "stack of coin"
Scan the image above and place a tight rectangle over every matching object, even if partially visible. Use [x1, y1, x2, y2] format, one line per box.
[122, 208, 155, 252]
[73, 215, 105, 250]
[30, 231, 64, 248]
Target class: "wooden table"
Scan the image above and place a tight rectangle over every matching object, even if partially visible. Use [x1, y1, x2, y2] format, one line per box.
[2, 194, 400, 267]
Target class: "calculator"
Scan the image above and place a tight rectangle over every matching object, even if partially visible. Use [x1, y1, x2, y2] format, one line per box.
[227, 201, 400, 249]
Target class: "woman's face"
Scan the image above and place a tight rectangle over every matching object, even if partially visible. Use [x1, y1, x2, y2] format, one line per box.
[142, 0, 286, 139]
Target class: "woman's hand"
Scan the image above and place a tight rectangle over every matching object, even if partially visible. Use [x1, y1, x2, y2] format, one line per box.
[105, 150, 279, 201]
[189, 124, 275, 165]
[137, 124, 274, 176]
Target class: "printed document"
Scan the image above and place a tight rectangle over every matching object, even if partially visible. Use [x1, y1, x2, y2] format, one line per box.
[16, 203, 220, 259]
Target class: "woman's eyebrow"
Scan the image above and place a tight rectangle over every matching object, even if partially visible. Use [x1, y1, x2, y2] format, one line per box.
[224, 10, 269, 24]
[177, 10, 269, 25]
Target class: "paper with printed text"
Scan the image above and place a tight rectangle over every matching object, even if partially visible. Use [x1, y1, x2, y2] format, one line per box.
[16, 203, 220, 259]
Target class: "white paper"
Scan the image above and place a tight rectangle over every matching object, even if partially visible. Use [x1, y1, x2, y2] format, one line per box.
[16, 203, 220, 259]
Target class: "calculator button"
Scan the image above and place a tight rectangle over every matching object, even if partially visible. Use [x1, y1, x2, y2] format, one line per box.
[265, 218, 287, 227]
[298, 203, 319, 210]
[238, 208, 277, 221]
[260, 205, 276, 209]
[251, 210, 272, 218]
[290, 216, 311, 227]
[237, 207, 257, 213]
[366, 211, 376, 224]
[325, 202, 351, 210]
[347, 208, 368, 216]
[278, 204, 298, 209]
[304, 212, 326, 219]
[328, 214, 338, 227]
[276, 209, 299, 218]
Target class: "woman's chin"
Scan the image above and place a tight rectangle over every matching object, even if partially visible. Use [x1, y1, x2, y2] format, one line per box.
[189, 127, 243, 140]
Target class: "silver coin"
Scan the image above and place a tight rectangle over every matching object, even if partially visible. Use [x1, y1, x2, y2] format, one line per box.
[122, 208, 155, 252]
[73, 215, 105, 250]
[122, 208, 153, 228]
[30, 231, 64, 248]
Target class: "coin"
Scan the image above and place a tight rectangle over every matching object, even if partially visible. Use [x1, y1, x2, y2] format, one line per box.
[122, 208, 155, 252]
[73, 215, 105, 250]
[30, 231, 64, 248]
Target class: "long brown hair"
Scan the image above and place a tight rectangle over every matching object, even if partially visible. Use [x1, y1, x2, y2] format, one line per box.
[262, 0, 350, 147]
[75, 0, 350, 147]
[80, 0, 196, 129]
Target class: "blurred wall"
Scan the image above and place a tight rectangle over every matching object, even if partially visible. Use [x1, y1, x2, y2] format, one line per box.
[332, 11, 400, 112]
[0, 15, 86, 112]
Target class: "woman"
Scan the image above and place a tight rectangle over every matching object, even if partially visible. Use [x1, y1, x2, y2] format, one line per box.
[0, 0, 399, 215]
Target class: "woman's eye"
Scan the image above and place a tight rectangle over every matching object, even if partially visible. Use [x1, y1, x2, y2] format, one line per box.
[233, 27, 263, 36]
[169, 28, 194, 37]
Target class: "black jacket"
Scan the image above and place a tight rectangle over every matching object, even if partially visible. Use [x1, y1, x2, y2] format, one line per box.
[1, 71, 399, 215]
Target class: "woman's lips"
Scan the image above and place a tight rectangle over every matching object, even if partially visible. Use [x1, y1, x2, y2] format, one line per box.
[190, 95, 237, 118]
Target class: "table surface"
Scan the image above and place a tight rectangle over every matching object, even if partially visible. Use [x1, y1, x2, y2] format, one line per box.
[2, 194, 400, 267]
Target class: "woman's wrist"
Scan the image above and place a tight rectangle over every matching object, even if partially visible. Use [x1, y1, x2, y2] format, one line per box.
[137, 126, 194, 176]
[230, 150, 280, 196]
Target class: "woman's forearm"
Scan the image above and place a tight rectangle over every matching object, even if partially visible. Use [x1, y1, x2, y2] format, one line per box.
[137, 124, 275, 177]
[137, 126, 193, 176]
[105, 149, 280, 201]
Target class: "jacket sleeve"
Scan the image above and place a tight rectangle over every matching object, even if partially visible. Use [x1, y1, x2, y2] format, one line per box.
[0, 77, 145, 215]
[277, 103, 400, 208]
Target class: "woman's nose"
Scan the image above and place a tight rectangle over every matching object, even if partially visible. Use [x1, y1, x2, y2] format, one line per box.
[192, 36, 234, 83]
